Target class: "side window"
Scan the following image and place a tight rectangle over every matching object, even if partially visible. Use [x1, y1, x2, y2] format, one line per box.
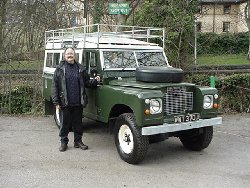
[46, 53, 60, 68]
[85, 52, 97, 74]
[46, 53, 53, 67]
[53, 53, 60, 67]
[89, 52, 96, 67]
[82, 53, 86, 66]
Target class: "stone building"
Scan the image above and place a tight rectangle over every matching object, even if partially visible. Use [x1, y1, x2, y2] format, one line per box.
[196, 0, 248, 33]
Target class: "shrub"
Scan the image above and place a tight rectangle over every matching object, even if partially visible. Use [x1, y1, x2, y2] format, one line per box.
[185, 73, 250, 113]
[0, 85, 38, 114]
[197, 32, 248, 55]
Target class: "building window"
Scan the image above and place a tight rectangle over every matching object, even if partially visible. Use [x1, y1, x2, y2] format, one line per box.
[70, 15, 77, 27]
[197, 5, 202, 14]
[196, 22, 201, 32]
[223, 22, 230, 32]
[224, 5, 231, 14]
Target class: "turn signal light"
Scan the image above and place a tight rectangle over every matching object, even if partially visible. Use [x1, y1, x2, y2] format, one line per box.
[144, 109, 150, 115]
[213, 103, 218, 108]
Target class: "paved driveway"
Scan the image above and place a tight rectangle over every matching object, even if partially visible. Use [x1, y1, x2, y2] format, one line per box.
[0, 114, 249, 188]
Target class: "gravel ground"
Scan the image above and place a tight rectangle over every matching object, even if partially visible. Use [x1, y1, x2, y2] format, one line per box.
[0, 113, 249, 188]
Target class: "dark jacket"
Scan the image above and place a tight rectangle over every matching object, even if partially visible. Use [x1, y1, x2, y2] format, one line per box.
[51, 60, 98, 107]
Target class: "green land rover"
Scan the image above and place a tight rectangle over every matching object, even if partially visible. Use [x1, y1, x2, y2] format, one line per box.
[43, 24, 222, 164]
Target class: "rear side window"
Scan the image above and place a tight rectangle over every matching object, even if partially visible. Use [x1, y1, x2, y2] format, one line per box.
[89, 52, 96, 67]
[46, 53, 60, 68]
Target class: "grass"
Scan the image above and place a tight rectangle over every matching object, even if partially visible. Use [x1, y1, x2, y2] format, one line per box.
[196, 54, 250, 65]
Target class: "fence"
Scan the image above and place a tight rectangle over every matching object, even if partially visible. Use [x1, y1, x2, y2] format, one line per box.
[0, 56, 44, 114]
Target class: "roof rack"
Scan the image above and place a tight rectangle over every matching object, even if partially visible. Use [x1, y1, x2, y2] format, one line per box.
[45, 24, 165, 49]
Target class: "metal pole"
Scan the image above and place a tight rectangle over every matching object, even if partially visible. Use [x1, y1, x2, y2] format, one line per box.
[213, 3, 215, 33]
[194, 20, 197, 65]
[132, 0, 135, 25]
[210, 76, 215, 88]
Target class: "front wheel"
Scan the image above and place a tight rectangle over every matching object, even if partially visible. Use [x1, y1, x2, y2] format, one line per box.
[179, 126, 213, 151]
[114, 113, 149, 164]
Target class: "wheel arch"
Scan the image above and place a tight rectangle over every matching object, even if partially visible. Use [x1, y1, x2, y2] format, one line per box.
[109, 104, 133, 118]
[108, 104, 133, 131]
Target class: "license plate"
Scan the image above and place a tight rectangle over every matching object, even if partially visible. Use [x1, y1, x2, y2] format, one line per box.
[174, 113, 200, 123]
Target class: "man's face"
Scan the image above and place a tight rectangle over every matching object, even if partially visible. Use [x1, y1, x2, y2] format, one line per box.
[64, 48, 75, 64]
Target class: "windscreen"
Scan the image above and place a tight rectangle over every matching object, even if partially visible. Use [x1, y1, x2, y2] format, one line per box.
[136, 52, 167, 67]
[103, 50, 167, 69]
[103, 51, 136, 69]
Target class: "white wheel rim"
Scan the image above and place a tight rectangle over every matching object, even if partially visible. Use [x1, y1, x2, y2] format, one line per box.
[56, 108, 61, 124]
[118, 124, 134, 154]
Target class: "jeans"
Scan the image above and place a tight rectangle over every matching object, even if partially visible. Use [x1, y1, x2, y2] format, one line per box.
[59, 106, 83, 144]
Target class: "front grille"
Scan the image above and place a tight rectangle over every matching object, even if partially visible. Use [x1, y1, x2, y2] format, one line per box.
[163, 87, 193, 115]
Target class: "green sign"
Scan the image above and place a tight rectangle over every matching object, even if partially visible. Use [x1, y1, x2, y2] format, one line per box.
[108, 3, 129, 15]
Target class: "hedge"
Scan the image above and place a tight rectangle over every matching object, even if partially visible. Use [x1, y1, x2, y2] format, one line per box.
[1, 74, 249, 114]
[0, 85, 43, 114]
[185, 73, 250, 113]
[197, 32, 248, 55]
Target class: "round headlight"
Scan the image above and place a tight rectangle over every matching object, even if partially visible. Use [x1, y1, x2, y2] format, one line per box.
[150, 99, 162, 114]
[203, 95, 213, 109]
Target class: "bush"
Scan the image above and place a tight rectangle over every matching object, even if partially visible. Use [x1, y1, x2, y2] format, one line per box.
[185, 73, 250, 113]
[197, 32, 248, 55]
[0, 85, 40, 114]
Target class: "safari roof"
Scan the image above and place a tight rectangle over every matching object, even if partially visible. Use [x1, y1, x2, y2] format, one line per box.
[45, 24, 165, 50]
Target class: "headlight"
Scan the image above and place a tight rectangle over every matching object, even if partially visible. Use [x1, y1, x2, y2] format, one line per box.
[203, 95, 213, 109]
[150, 99, 162, 114]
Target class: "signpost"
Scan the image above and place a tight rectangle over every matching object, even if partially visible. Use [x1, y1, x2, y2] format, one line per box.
[108, 3, 130, 15]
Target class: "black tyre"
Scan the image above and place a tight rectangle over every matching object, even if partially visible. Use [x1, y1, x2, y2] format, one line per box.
[114, 113, 149, 164]
[54, 107, 62, 128]
[179, 126, 213, 151]
[136, 66, 183, 83]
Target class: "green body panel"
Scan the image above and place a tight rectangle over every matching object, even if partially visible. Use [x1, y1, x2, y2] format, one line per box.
[43, 73, 219, 127]
[84, 83, 164, 127]
[193, 86, 219, 119]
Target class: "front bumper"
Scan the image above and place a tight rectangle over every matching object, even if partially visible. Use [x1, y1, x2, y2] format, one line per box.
[141, 117, 222, 135]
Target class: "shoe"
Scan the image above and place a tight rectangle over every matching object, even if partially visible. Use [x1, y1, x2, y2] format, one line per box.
[59, 143, 68, 152]
[74, 141, 88, 150]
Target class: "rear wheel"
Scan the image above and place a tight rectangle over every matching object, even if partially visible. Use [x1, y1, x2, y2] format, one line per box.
[114, 113, 149, 164]
[179, 126, 213, 151]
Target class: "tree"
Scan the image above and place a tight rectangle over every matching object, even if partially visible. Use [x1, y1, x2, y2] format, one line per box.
[134, 0, 199, 68]
[116, 0, 140, 25]
[245, 0, 250, 60]
[0, 0, 72, 62]
[0, 0, 8, 63]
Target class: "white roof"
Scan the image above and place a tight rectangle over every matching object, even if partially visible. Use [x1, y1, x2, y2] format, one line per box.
[45, 24, 165, 50]
[46, 36, 162, 50]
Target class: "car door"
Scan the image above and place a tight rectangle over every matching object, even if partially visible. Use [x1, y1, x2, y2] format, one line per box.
[82, 50, 102, 120]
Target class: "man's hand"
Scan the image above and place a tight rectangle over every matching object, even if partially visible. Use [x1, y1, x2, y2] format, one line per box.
[94, 75, 101, 82]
